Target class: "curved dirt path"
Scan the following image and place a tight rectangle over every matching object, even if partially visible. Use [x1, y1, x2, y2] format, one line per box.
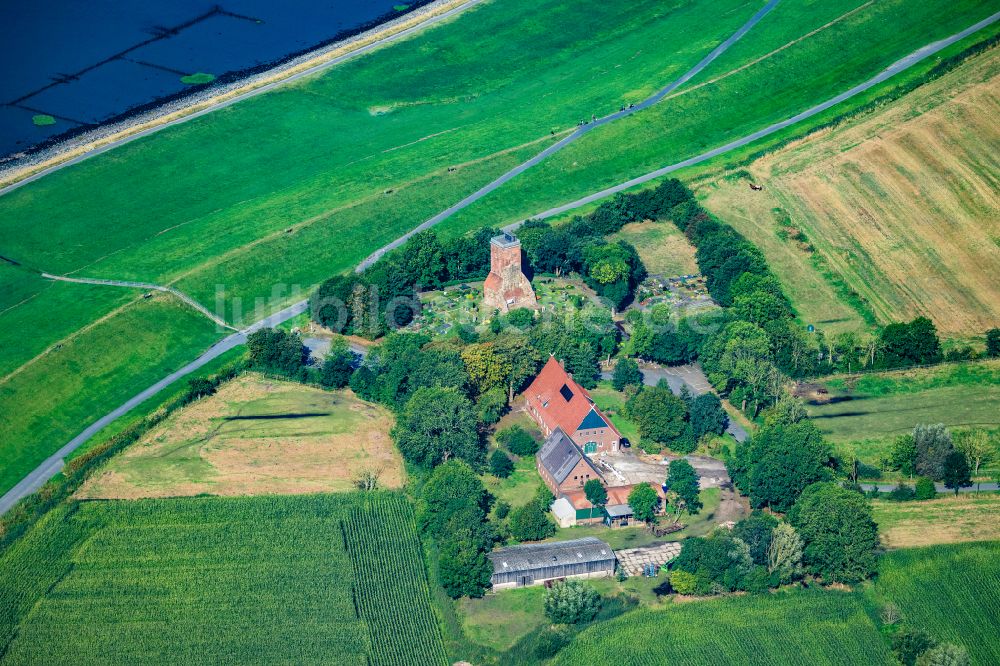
[3, 10, 998, 515]
[42, 273, 236, 330]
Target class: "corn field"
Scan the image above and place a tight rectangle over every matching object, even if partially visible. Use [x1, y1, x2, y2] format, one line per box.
[0, 493, 446, 665]
[343, 494, 448, 666]
[551, 590, 894, 665]
[868, 542, 1000, 666]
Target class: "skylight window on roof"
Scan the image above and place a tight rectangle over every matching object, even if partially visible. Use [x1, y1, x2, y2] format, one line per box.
[559, 384, 574, 401]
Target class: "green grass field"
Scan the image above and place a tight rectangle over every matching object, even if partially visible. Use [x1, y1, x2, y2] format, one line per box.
[0, 493, 446, 665]
[540, 540, 1000, 666]
[0, 295, 220, 496]
[1, 0, 998, 497]
[806, 361, 1000, 468]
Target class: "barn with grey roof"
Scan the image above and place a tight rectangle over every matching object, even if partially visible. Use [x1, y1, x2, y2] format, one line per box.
[488, 537, 616, 590]
[537, 427, 604, 495]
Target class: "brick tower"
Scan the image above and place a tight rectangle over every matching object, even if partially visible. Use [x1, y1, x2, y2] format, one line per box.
[482, 232, 536, 312]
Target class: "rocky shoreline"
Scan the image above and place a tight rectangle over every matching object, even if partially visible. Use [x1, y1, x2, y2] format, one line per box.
[0, 0, 474, 190]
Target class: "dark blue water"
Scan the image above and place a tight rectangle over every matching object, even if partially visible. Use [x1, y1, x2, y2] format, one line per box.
[0, 1, 422, 158]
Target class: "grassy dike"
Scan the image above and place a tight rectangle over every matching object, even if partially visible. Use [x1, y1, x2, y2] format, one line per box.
[0, 0, 997, 497]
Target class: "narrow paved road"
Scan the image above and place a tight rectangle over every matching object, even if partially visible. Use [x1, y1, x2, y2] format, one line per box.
[42, 273, 236, 330]
[513, 9, 1000, 224]
[356, 0, 782, 271]
[0, 0, 486, 198]
[600, 363, 749, 443]
[3, 11, 998, 515]
[0, 300, 306, 514]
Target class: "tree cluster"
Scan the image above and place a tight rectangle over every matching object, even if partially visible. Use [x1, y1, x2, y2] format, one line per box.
[418, 461, 496, 598]
[517, 217, 645, 310]
[884, 424, 974, 491]
[543, 580, 602, 625]
[891, 627, 970, 666]
[727, 407, 835, 512]
[625, 382, 728, 454]
[246, 327, 309, 378]
[310, 228, 498, 338]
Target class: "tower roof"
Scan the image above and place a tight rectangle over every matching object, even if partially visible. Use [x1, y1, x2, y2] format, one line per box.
[491, 232, 520, 248]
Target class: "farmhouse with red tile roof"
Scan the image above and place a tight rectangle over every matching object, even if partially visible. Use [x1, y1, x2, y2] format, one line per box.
[522, 356, 622, 456]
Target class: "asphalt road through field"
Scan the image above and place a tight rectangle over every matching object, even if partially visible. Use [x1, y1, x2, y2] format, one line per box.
[356, 0, 783, 270]
[2, 9, 998, 515]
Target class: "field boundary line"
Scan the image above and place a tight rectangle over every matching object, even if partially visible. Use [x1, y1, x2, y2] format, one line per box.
[4, 9, 999, 517]
[667, 1, 877, 100]
[0, 298, 144, 388]
[508, 10, 1000, 224]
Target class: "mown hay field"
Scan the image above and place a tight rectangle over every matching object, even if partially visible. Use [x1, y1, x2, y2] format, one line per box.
[611, 221, 699, 277]
[78, 374, 402, 499]
[701, 46, 1000, 337]
[0, 493, 446, 665]
[873, 494, 1000, 548]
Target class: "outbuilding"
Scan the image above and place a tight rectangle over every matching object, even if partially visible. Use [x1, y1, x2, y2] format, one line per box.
[488, 537, 616, 590]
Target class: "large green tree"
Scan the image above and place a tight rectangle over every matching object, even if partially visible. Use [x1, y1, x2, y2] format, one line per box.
[788, 482, 879, 583]
[628, 385, 687, 452]
[689, 393, 728, 439]
[510, 500, 555, 542]
[627, 483, 660, 524]
[942, 451, 971, 496]
[732, 421, 833, 512]
[393, 387, 482, 468]
[664, 459, 701, 524]
[611, 357, 643, 391]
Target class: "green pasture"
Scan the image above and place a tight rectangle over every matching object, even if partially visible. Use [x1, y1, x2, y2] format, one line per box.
[445, 0, 1000, 229]
[554, 589, 893, 665]
[0, 296, 220, 496]
[0, 267, 132, 378]
[0, 493, 446, 665]
[808, 361, 1000, 468]
[550, 541, 1000, 664]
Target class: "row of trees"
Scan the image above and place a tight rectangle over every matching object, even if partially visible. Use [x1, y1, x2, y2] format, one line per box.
[310, 227, 498, 338]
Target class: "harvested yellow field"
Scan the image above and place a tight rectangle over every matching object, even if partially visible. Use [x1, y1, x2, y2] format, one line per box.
[700, 49, 1000, 337]
[873, 494, 1000, 548]
[79, 374, 403, 499]
[612, 220, 699, 277]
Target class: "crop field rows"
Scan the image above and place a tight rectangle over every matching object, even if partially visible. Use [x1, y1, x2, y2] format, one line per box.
[551, 541, 1000, 665]
[552, 590, 894, 665]
[0, 493, 446, 665]
[703, 47, 1000, 337]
